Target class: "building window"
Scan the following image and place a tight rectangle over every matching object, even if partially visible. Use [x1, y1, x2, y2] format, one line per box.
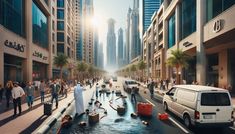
[0, 0, 25, 37]
[57, 0, 64, 7]
[57, 9, 64, 19]
[168, 13, 175, 49]
[57, 43, 64, 54]
[52, 20, 55, 30]
[67, 47, 70, 57]
[57, 32, 64, 42]
[52, 33, 55, 41]
[207, 0, 235, 22]
[57, 21, 64, 30]
[52, 44, 55, 54]
[67, 36, 70, 45]
[32, 1, 48, 48]
[180, 0, 196, 39]
[52, 7, 55, 16]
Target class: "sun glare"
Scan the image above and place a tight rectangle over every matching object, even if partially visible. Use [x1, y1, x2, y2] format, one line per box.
[91, 16, 100, 27]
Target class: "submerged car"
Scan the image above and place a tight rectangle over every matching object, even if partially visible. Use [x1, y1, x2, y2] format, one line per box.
[123, 80, 139, 93]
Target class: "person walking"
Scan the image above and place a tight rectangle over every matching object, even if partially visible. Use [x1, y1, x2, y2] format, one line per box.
[50, 80, 60, 109]
[0, 84, 4, 104]
[95, 83, 99, 99]
[39, 80, 45, 103]
[131, 87, 137, 103]
[149, 80, 154, 99]
[25, 81, 35, 109]
[5, 81, 13, 109]
[165, 78, 169, 90]
[63, 81, 69, 98]
[11, 82, 25, 117]
[74, 82, 84, 116]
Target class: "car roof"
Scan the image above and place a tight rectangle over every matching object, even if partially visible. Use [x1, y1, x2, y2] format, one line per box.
[173, 85, 227, 92]
[125, 80, 136, 82]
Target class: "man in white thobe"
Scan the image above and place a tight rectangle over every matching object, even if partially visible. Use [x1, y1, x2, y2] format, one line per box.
[74, 82, 84, 116]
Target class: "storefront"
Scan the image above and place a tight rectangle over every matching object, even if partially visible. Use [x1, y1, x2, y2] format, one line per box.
[4, 54, 24, 84]
[228, 48, 235, 93]
[33, 61, 48, 81]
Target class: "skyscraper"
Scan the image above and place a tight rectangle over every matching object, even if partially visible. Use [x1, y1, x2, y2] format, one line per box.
[117, 28, 124, 67]
[130, 0, 141, 61]
[142, 0, 161, 34]
[97, 43, 104, 69]
[126, 8, 132, 64]
[94, 27, 99, 67]
[82, 0, 94, 64]
[76, 0, 83, 61]
[106, 18, 116, 69]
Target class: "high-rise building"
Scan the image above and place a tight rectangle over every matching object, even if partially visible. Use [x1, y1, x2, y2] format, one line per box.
[106, 18, 117, 69]
[0, 0, 53, 84]
[97, 43, 104, 69]
[76, 0, 83, 61]
[94, 27, 99, 67]
[117, 28, 124, 67]
[53, 0, 78, 78]
[130, 0, 141, 61]
[82, 0, 94, 64]
[126, 8, 132, 64]
[142, 0, 161, 34]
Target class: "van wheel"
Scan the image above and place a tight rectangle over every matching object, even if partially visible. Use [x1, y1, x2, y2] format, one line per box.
[163, 102, 168, 111]
[183, 114, 191, 128]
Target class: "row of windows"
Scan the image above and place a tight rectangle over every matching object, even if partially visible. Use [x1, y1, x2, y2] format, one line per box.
[56, 43, 74, 58]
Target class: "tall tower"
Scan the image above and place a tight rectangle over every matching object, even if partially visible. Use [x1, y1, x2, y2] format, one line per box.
[82, 0, 94, 64]
[130, 0, 141, 60]
[94, 27, 99, 67]
[106, 18, 116, 70]
[142, 0, 161, 34]
[126, 8, 132, 64]
[97, 43, 104, 69]
[76, 0, 83, 61]
[118, 28, 124, 67]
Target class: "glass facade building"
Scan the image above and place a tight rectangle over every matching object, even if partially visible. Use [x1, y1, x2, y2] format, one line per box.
[168, 13, 175, 48]
[32, 1, 48, 48]
[180, 0, 196, 39]
[207, 0, 235, 22]
[57, 9, 64, 19]
[57, 0, 64, 8]
[57, 21, 64, 30]
[142, 0, 161, 33]
[57, 43, 64, 54]
[57, 32, 64, 42]
[0, 0, 25, 37]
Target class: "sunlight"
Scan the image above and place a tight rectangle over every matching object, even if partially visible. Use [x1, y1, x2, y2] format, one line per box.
[91, 16, 100, 27]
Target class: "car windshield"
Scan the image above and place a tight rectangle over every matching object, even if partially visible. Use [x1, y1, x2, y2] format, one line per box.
[201, 93, 230, 106]
[127, 81, 137, 85]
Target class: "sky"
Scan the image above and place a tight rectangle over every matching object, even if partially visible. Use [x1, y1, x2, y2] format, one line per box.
[93, 0, 133, 66]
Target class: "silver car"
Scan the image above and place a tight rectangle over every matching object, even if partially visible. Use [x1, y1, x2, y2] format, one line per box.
[123, 80, 139, 93]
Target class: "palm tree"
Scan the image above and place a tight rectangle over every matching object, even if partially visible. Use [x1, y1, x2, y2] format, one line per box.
[166, 49, 190, 84]
[88, 65, 95, 78]
[130, 64, 137, 78]
[53, 54, 68, 81]
[77, 61, 88, 81]
[138, 60, 146, 81]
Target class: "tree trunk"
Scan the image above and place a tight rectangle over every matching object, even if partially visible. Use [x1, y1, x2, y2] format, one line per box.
[176, 67, 180, 85]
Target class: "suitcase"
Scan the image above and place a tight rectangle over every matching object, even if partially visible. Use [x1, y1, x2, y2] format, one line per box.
[115, 90, 121, 96]
[158, 113, 169, 120]
[88, 113, 99, 123]
[137, 102, 153, 116]
[117, 106, 125, 115]
[44, 102, 52, 115]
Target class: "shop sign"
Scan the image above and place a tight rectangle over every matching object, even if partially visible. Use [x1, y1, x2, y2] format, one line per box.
[33, 51, 48, 60]
[213, 19, 223, 33]
[4, 40, 25, 52]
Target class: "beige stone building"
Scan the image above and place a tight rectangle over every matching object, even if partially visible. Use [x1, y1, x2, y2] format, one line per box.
[143, 0, 235, 92]
[0, 0, 79, 85]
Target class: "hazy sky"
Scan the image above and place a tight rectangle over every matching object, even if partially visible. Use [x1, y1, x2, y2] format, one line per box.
[93, 0, 133, 44]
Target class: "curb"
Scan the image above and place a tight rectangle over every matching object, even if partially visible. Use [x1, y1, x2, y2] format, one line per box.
[36, 99, 74, 134]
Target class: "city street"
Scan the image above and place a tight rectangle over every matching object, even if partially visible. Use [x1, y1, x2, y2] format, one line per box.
[46, 77, 235, 134]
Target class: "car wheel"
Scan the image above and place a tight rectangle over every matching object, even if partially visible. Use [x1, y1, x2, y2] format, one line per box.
[163, 102, 168, 111]
[183, 114, 192, 128]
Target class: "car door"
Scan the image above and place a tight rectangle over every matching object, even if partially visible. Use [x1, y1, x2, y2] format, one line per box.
[165, 87, 177, 112]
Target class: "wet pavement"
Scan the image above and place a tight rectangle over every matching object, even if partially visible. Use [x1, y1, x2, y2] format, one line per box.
[47, 77, 235, 134]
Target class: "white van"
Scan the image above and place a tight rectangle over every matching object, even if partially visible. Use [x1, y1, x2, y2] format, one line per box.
[163, 85, 234, 128]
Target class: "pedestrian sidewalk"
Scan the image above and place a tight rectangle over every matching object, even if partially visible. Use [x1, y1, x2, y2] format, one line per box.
[0, 89, 75, 134]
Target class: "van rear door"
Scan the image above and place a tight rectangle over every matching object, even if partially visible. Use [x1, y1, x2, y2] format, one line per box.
[200, 92, 232, 123]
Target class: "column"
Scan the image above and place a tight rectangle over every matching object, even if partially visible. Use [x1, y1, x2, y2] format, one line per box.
[196, 0, 206, 85]
[23, 0, 33, 82]
[0, 42, 3, 85]
[48, 0, 53, 79]
[175, 5, 180, 48]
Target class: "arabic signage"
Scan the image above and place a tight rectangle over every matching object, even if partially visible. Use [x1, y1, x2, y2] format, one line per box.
[33, 51, 48, 60]
[4, 40, 25, 52]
